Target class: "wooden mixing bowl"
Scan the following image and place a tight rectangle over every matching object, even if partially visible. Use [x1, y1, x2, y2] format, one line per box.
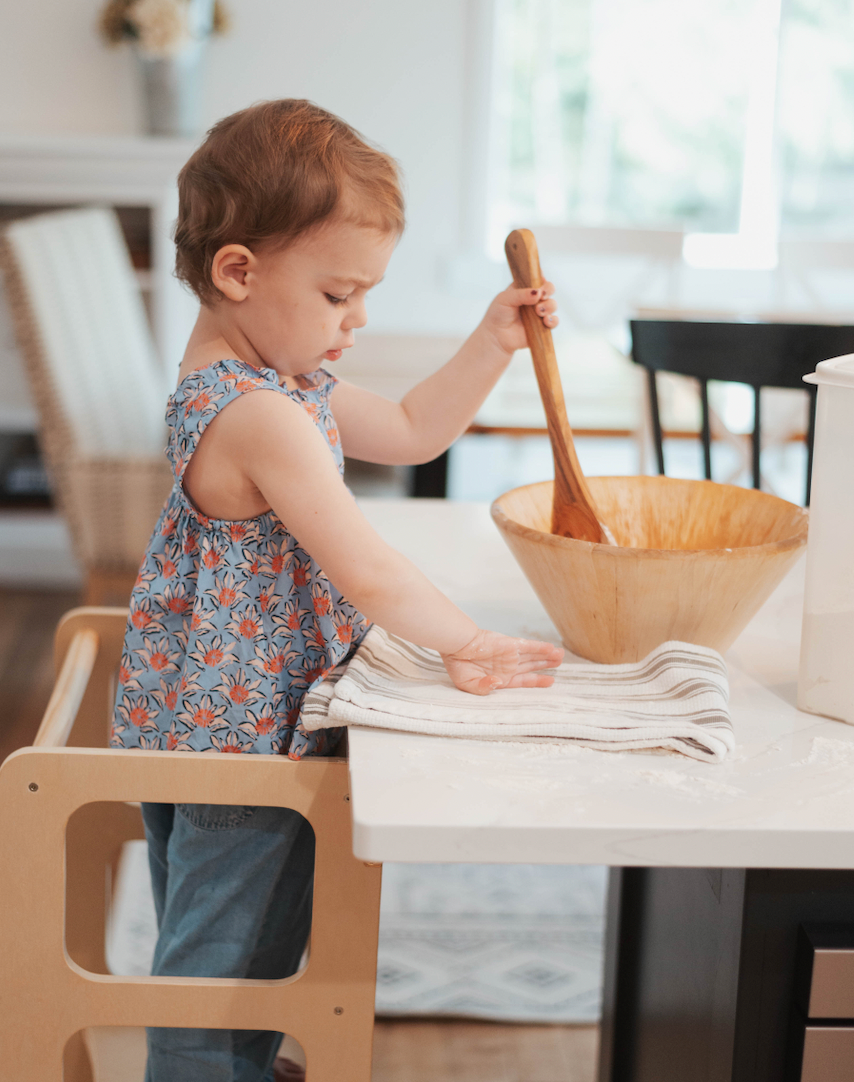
[491, 476, 808, 663]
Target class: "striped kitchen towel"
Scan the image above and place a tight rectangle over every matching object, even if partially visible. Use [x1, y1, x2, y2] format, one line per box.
[301, 626, 734, 762]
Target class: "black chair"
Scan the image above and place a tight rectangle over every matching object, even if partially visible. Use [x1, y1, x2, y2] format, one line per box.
[630, 318, 854, 504]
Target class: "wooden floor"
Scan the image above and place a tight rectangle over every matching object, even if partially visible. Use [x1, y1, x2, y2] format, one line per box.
[372, 1020, 598, 1082]
[0, 588, 600, 1081]
[0, 585, 80, 763]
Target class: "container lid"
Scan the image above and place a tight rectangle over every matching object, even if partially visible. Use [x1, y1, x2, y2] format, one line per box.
[804, 354, 854, 388]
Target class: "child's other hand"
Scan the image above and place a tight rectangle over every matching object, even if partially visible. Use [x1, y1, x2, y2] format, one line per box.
[479, 282, 559, 357]
[441, 629, 564, 696]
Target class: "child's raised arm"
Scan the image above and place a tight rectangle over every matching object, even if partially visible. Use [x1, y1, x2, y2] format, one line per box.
[210, 389, 564, 694]
[329, 283, 559, 466]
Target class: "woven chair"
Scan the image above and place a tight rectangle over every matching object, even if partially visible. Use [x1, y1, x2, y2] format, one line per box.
[0, 207, 174, 604]
[0, 607, 382, 1080]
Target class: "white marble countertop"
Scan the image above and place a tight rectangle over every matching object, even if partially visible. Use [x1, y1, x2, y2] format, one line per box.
[348, 499, 854, 869]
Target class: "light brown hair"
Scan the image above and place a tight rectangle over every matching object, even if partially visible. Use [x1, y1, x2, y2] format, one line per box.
[175, 99, 405, 304]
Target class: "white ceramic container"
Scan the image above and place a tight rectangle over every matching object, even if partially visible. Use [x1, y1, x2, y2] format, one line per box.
[799, 354, 854, 723]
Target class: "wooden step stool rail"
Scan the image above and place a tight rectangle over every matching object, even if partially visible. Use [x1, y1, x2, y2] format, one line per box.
[0, 608, 382, 1081]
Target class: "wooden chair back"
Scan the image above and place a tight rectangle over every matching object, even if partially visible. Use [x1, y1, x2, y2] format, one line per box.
[630, 318, 854, 504]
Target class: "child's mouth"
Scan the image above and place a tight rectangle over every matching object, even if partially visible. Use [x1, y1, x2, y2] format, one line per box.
[324, 349, 343, 361]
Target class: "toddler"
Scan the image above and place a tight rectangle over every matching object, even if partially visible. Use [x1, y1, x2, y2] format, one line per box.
[111, 98, 564, 1082]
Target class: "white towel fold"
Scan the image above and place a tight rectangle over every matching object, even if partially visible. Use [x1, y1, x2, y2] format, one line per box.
[300, 626, 734, 762]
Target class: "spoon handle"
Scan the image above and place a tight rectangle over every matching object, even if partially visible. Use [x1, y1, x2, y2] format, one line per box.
[505, 229, 608, 543]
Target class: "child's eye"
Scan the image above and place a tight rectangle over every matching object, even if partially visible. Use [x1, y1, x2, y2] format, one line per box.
[324, 293, 348, 306]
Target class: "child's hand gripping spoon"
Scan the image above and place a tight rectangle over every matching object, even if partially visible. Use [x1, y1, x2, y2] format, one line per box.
[504, 228, 616, 544]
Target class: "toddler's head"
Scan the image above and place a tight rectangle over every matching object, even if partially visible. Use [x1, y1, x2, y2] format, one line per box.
[175, 100, 405, 374]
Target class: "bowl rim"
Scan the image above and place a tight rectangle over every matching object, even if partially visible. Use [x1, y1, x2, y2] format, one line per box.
[490, 476, 809, 558]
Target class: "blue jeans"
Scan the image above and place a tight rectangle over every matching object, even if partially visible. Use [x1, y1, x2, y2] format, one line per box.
[141, 801, 315, 1082]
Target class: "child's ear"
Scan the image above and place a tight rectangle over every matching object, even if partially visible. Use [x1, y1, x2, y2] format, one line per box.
[211, 244, 255, 301]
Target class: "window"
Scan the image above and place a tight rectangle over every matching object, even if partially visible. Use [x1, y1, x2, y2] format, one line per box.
[490, 0, 854, 266]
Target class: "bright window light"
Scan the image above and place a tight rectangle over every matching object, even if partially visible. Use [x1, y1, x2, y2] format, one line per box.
[490, 0, 854, 267]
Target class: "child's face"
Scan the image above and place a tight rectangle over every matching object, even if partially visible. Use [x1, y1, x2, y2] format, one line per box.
[235, 220, 397, 377]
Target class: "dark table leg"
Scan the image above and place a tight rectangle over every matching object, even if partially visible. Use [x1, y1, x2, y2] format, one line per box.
[598, 867, 854, 1082]
[411, 451, 449, 498]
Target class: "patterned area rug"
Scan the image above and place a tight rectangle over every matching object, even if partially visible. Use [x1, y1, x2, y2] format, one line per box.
[375, 863, 606, 1022]
[107, 843, 606, 1024]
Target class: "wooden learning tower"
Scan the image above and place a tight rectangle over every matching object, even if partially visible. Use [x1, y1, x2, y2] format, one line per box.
[0, 607, 383, 1080]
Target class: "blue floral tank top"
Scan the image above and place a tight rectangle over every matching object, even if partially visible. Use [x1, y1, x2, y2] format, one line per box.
[110, 358, 370, 758]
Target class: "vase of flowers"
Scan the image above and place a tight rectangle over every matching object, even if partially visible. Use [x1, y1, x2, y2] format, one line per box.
[100, 0, 230, 137]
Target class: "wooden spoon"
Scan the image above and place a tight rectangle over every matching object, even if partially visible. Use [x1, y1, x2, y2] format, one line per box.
[504, 228, 614, 544]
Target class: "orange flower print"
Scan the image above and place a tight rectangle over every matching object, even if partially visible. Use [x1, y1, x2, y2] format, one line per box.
[264, 538, 293, 578]
[225, 605, 264, 643]
[235, 547, 267, 577]
[184, 389, 211, 416]
[133, 566, 158, 594]
[258, 583, 282, 614]
[118, 652, 144, 692]
[188, 634, 237, 671]
[129, 602, 164, 636]
[250, 642, 297, 677]
[295, 662, 329, 686]
[115, 693, 159, 731]
[239, 708, 278, 739]
[152, 677, 179, 714]
[204, 571, 248, 611]
[310, 583, 332, 616]
[272, 599, 310, 635]
[154, 543, 183, 580]
[213, 668, 264, 707]
[189, 605, 216, 636]
[179, 670, 204, 698]
[210, 731, 253, 753]
[200, 538, 225, 571]
[164, 722, 192, 751]
[176, 694, 228, 732]
[113, 359, 369, 757]
[154, 583, 193, 617]
[137, 636, 182, 675]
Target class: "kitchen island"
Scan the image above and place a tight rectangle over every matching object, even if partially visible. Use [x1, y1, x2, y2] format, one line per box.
[350, 498, 854, 1082]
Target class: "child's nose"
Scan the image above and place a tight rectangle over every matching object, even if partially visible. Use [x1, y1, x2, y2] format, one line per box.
[343, 300, 368, 330]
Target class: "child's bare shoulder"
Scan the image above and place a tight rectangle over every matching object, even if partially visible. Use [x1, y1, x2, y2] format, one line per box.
[201, 378, 317, 452]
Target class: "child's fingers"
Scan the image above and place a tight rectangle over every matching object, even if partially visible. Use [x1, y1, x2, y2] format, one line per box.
[503, 672, 556, 689]
[512, 660, 562, 677]
[515, 640, 564, 664]
[500, 284, 559, 329]
[504, 282, 556, 309]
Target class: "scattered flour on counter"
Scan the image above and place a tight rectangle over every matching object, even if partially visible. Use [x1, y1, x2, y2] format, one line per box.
[635, 769, 743, 800]
[450, 743, 594, 768]
[805, 737, 854, 767]
[481, 775, 566, 793]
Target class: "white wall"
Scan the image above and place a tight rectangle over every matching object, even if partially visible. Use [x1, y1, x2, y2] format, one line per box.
[0, 0, 490, 336]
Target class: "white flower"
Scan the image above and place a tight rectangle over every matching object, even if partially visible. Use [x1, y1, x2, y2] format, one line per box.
[128, 0, 192, 58]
